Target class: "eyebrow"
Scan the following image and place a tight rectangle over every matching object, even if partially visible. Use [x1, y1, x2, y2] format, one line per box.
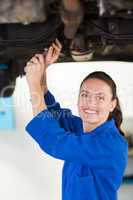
[80, 90, 105, 96]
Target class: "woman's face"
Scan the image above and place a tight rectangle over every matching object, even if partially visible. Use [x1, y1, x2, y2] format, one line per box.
[77, 78, 117, 130]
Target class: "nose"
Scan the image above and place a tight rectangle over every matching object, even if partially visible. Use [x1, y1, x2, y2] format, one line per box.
[87, 95, 97, 106]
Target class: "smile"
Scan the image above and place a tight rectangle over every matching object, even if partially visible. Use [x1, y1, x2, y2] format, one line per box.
[84, 109, 97, 114]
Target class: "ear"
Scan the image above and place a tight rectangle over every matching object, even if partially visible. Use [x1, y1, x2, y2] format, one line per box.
[110, 99, 117, 112]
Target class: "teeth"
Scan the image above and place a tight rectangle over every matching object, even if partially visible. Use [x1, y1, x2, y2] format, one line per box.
[84, 110, 97, 114]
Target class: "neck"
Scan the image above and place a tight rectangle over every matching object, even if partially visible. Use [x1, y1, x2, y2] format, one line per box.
[83, 119, 107, 133]
[83, 123, 96, 133]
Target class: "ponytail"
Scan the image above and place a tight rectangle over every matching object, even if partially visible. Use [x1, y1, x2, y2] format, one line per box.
[108, 97, 125, 136]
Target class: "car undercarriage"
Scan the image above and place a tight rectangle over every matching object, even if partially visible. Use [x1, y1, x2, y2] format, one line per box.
[0, 0, 133, 96]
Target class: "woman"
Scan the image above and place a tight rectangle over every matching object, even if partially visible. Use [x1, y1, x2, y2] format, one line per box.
[25, 39, 128, 200]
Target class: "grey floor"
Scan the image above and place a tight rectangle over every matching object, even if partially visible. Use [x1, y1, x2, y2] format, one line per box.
[119, 184, 133, 199]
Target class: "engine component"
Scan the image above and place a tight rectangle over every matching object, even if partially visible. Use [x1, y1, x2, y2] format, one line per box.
[0, 0, 47, 24]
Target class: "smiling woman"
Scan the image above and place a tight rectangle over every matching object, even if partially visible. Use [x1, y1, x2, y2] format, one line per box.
[24, 40, 128, 200]
[78, 71, 123, 135]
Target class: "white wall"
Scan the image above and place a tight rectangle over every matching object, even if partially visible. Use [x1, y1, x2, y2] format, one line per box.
[47, 61, 133, 133]
[0, 61, 133, 200]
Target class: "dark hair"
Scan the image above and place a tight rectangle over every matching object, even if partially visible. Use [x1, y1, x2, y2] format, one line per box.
[80, 71, 125, 136]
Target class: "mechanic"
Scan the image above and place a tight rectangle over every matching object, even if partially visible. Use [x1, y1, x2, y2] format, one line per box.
[24, 39, 128, 200]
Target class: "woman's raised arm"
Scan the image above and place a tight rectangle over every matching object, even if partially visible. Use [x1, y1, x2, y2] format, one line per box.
[24, 39, 62, 116]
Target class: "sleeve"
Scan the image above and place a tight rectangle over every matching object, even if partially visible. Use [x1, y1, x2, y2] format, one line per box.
[25, 109, 116, 168]
[44, 90, 75, 132]
[44, 90, 61, 111]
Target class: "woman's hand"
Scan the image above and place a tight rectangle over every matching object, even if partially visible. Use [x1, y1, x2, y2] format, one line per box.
[24, 39, 62, 116]
[24, 39, 62, 89]
[25, 54, 45, 88]
[45, 38, 62, 66]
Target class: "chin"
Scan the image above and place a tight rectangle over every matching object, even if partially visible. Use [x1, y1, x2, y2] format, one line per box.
[82, 115, 107, 125]
[81, 113, 98, 121]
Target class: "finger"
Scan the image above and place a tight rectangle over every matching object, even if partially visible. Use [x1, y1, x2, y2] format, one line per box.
[30, 55, 45, 73]
[26, 60, 41, 73]
[52, 49, 60, 62]
[52, 43, 61, 52]
[27, 61, 35, 66]
[26, 63, 35, 72]
[30, 56, 40, 64]
[27, 60, 40, 72]
[47, 46, 54, 58]
[34, 54, 45, 67]
[52, 42, 61, 50]
[55, 38, 62, 49]
[25, 63, 34, 73]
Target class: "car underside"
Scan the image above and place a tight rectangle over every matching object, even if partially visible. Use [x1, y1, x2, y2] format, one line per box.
[0, 0, 133, 96]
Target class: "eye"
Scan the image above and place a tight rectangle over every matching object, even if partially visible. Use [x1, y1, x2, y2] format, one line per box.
[80, 93, 88, 97]
[96, 96, 104, 101]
